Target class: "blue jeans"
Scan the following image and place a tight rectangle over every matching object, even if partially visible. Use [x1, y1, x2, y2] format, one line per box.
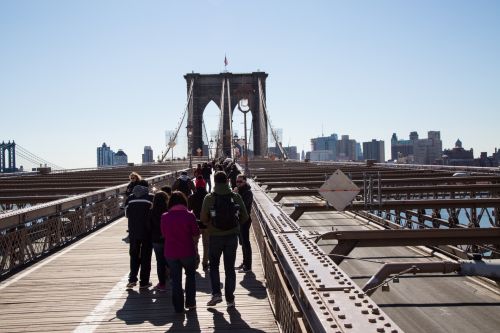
[129, 238, 152, 285]
[166, 256, 197, 313]
[152, 242, 167, 285]
[238, 222, 252, 269]
[209, 234, 238, 302]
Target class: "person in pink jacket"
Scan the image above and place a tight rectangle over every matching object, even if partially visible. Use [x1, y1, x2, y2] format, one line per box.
[161, 191, 200, 313]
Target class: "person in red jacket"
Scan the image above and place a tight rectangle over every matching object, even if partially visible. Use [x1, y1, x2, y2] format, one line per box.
[161, 191, 200, 313]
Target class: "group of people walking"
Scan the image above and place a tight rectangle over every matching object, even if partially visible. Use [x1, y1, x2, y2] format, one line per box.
[123, 160, 253, 313]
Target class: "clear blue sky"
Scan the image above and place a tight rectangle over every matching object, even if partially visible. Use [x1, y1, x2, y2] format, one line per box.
[1, 0, 499, 168]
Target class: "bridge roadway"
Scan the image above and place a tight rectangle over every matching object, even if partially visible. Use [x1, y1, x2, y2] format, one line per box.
[0, 216, 279, 332]
[260, 163, 500, 332]
[1, 160, 500, 332]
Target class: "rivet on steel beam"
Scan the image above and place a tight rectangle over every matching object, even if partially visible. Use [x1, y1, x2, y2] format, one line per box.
[349, 295, 355, 300]
[379, 316, 385, 321]
[355, 302, 361, 307]
[344, 323, 352, 328]
[361, 310, 369, 314]
[319, 284, 326, 288]
[369, 318, 377, 323]
[338, 314, 346, 319]
[377, 328, 385, 333]
[343, 288, 350, 293]
[323, 292, 330, 297]
[328, 299, 335, 304]
[372, 308, 380, 315]
[333, 306, 340, 311]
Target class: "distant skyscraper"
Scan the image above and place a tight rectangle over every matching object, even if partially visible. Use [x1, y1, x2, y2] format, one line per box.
[391, 133, 414, 161]
[142, 146, 154, 163]
[310, 134, 338, 161]
[114, 149, 128, 166]
[413, 131, 442, 164]
[97, 143, 115, 167]
[391, 131, 443, 164]
[363, 139, 385, 163]
[337, 135, 358, 161]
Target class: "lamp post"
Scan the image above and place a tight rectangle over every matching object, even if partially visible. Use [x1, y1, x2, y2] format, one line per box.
[209, 138, 214, 161]
[238, 100, 250, 176]
[233, 133, 239, 161]
[186, 124, 193, 169]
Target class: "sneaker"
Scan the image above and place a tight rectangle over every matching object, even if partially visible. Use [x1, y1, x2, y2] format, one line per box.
[235, 263, 244, 270]
[238, 265, 252, 273]
[227, 300, 235, 308]
[206, 295, 223, 306]
[122, 235, 130, 244]
[154, 283, 167, 292]
[139, 282, 152, 289]
[126, 281, 137, 289]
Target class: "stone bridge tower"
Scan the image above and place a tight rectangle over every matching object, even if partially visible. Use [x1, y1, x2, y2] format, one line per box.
[184, 72, 268, 157]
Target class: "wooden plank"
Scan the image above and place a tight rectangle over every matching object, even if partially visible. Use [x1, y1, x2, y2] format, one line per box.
[0, 217, 279, 332]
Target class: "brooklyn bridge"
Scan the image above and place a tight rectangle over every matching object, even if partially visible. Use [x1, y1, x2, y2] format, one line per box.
[1, 72, 499, 333]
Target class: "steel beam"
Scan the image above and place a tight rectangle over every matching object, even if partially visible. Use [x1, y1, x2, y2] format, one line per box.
[317, 228, 500, 264]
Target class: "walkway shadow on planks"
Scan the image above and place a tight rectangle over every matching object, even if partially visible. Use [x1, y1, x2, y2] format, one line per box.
[116, 289, 181, 327]
[239, 271, 267, 300]
[208, 308, 267, 333]
[164, 309, 201, 332]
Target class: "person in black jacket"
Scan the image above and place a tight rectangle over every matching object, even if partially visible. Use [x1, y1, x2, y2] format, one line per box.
[233, 174, 253, 273]
[172, 171, 195, 197]
[122, 172, 144, 243]
[202, 162, 212, 192]
[125, 183, 154, 289]
[149, 191, 169, 291]
[188, 176, 209, 270]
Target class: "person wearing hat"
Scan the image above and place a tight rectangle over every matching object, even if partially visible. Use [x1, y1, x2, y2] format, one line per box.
[188, 176, 209, 270]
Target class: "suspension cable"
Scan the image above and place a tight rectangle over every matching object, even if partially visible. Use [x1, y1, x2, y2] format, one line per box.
[258, 78, 288, 159]
[160, 79, 194, 162]
[16, 144, 65, 169]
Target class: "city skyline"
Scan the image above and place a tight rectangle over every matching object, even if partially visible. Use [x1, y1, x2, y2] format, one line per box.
[1, 1, 499, 168]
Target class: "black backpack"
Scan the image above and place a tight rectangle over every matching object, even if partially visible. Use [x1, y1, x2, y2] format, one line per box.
[177, 178, 190, 195]
[211, 193, 240, 230]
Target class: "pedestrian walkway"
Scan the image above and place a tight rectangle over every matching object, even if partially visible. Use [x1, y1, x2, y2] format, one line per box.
[0, 217, 279, 332]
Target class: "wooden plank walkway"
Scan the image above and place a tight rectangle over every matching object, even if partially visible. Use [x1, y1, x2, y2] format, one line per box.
[0, 217, 279, 333]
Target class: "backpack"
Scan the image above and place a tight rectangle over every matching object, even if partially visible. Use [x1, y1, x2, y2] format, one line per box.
[177, 178, 190, 195]
[211, 193, 240, 230]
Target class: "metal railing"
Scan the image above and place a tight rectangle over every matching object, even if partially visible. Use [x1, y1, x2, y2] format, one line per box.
[0, 170, 183, 278]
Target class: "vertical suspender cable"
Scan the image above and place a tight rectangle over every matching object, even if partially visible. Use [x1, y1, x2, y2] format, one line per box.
[226, 78, 234, 158]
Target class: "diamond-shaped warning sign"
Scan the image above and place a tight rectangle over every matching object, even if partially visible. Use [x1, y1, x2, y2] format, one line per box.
[318, 169, 360, 211]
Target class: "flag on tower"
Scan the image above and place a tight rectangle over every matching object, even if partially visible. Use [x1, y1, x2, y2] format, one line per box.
[224, 55, 228, 67]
